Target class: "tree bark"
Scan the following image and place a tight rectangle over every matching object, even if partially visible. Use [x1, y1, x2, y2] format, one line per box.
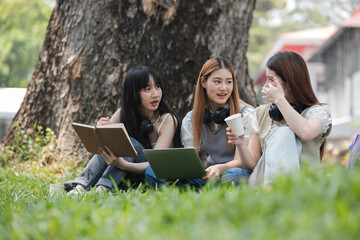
[2, 0, 257, 159]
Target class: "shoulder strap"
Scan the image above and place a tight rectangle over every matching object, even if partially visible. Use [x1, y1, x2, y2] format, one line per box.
[255, 103, 272, 151]
[239, 103, 250, 115]
[158, 113, 170, 135]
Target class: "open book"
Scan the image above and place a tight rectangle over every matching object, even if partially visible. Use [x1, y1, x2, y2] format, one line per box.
[72, 122, 137, 157]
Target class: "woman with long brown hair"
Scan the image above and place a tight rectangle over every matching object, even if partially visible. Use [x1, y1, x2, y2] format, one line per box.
[227, 51, 332, 187]
[145, 57, 253, 187]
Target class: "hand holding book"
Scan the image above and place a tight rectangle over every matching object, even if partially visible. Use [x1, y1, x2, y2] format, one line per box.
[98, 145, 128, 170]
[97, 116, 111, 126]
[72, 122, 137, 157]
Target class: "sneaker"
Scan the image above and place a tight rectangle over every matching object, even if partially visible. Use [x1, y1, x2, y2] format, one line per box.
[67, 187, 86, 196]
[96, 185, 110, 193]
[63, 181, 74, 192]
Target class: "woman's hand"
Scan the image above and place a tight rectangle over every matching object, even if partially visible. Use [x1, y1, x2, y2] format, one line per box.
[97, 116, 111, 126]
[98, 145, 128, 170]
[202, 165, 223, 182]
[261, 77, 285, 104]
[226, 127, 246, 146]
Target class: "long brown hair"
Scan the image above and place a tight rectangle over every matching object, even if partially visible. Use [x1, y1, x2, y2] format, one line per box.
[192, 57, 245, 150]
[266, 51, 327, 159]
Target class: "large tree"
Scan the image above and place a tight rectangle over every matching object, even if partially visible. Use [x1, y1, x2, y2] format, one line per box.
[2, 0, 257, 158]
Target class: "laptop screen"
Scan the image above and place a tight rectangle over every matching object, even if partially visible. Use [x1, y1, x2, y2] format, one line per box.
[143, 148, 206, 179]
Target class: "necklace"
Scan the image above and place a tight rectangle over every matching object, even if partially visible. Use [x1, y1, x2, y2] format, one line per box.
[149, 114, 161, 125]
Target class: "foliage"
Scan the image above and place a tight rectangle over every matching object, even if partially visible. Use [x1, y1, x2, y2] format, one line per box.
[0, 0, 54, 87]
[0, 122, 59, 166]
[247, 0, 359, 78]
[0, 151, 359, 239]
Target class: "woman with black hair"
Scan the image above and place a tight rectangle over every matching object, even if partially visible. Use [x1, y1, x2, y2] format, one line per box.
[65, 66, 181, 193]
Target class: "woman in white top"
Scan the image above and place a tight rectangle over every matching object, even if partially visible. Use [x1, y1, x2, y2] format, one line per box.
[65, 66, 181, 193]
[145, 57, 253, 187]
[227, 51, 332, 186]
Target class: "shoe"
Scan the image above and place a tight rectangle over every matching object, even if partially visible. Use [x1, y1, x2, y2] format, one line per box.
[67, 187, 86, 196]
[63, 181, 74, 192]
[96, 185, 110, 193]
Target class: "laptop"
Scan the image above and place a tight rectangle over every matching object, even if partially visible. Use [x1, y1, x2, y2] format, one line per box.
[143, 148, 206, 180]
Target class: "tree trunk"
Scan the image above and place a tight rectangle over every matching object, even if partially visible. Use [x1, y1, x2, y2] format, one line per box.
[2, 0, 257, 159]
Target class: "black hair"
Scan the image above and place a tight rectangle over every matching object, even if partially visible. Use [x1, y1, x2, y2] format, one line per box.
[120, 66, 182, 149]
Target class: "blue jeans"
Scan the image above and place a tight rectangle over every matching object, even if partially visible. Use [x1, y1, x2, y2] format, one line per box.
[220, 167, 251, 184]
[144, 165, 251, 188]
[64, 137, 147, 191]
[144, 166, 206, 188]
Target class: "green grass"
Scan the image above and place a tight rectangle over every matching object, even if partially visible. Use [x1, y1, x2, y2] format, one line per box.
[2, 124, 358, 239]
[1, 158, 360, 240]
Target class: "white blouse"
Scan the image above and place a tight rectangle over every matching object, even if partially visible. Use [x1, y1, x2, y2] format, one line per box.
[248, 105, 332, 135]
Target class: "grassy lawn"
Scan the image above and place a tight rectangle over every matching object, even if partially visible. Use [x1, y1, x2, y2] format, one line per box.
[1, 158, 359, 240]
[0, 127, 359, 239]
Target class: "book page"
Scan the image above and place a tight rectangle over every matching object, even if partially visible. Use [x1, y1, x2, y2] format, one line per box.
[72, 122, 95, 129]
[97, 123, 133, 142]
[72, 122, 137, 157]
[72, 123, 99, 153]
[96, 123, 124, 128]
[96, 126, 137, 157]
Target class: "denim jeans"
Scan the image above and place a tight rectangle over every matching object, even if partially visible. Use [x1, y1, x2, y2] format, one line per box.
[65, 137, 147, 191]
[144, 165, 251, 188]
[144, 166, 206, 188]
[220, 167, 251, 184]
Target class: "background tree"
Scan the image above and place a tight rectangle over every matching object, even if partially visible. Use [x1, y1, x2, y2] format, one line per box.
[0, 0, 53, 87]
[2, 0, 257, 158]
[247, 0, 359, 77]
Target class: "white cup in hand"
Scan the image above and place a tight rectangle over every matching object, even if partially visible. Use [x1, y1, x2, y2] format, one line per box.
[225, 113, 245, 136]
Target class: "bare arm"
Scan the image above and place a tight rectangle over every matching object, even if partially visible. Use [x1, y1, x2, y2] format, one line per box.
[98, 146, 149, 174]
[203, 134, 250, 182]
[109, 108, 121, 123]
[235, 133, 262, 170]
[273, 98, 323, 141]
[97, 108, 121, 126]
[226, 128, 262, 171]
[262, 78, 323, 141]
[154, 114, 177, 149]
[98, 113, 178, 174]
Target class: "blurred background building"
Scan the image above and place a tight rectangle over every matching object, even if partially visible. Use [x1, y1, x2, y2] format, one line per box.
[0, 88, 26, 141]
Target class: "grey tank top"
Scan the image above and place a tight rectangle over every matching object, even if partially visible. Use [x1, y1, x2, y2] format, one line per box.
[202, 104, 250, 165]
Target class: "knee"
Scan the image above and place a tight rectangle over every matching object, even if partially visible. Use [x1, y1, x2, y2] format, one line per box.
[144, 166, 162, 187]
[221, 168, 251, 184]
[144, 166, 156, 180]
[92, 153, 103, 160]
[130, 137, 144, 153]
[224, 167, 251, 178]
[88, 154, 106, 164]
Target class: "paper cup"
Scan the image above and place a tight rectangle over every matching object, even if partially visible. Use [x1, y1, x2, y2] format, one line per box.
[225, 113, 245, 136]
[49, 184, 65, 197]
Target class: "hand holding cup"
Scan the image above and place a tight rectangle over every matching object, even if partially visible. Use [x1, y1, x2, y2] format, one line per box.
[224, 113, 245, 136]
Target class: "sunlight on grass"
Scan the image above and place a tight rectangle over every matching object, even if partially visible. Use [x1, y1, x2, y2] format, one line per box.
[0, 125, 359, 239]
[0, 158, 359, 239]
